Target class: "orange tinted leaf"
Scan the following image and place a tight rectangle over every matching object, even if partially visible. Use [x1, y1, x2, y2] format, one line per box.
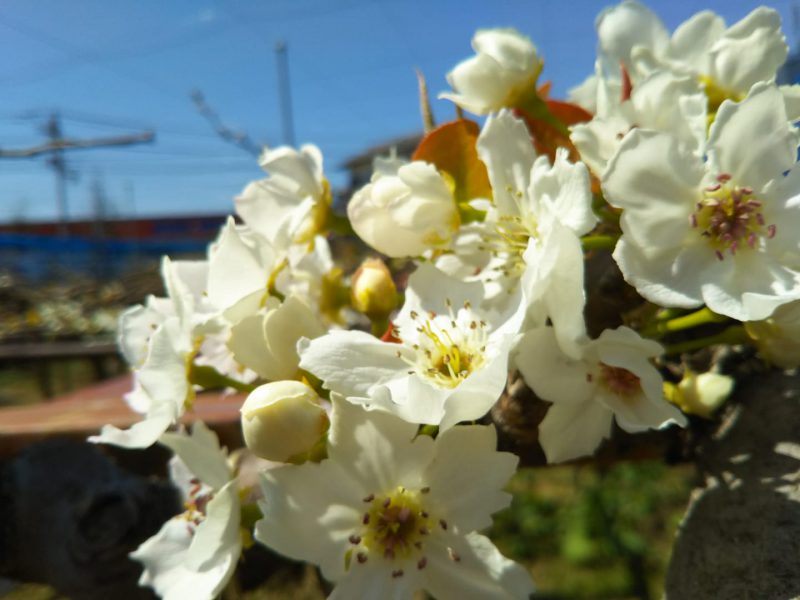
[546, 99, 593, 125]
[412, 119, 492, 205]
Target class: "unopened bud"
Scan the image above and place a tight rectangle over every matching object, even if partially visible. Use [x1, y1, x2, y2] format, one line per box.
[664, 371, 734, 419]
[240, 380, 329, 462]
[351, 258, 398, 318]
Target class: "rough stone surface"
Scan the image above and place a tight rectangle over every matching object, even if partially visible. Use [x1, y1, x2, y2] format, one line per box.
[665, 371, 800, 599]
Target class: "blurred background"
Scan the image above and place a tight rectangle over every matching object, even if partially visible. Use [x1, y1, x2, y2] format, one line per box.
[0, 0, 796, 598]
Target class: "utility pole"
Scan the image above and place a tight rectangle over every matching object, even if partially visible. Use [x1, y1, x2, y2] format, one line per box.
[275, 40, 296, 147]
[0, 115, 154, 236]
[45, 114, 69, 236]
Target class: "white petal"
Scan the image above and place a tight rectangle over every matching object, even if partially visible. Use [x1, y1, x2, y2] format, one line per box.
[327, 396, 435, 493]
[476, 110, 537, 216]
[596, 0, 669, 72]
[298, 330, 405, 397]
[159, 422, 231, 491]
[538, 399, 613, 463]
[185, 481, 241, 571]
[207, 218, 274, 311]
[709, 83, 796, 191]
[708, 7, 787, 93]
[514, 327, 593, 405]
[131, 516, 237, 600]
[329, 563, 416, 600]
[88, 408, 175, 449]
[603, 129, 703, 250]
[424, 425, 517, 531]
[533, 150, 596, 235]
[668, 10, 725, 70]
[423, 532, 534, 600]
[612, 238, 709, 309]
[699, 250, 800, 321]
[257, 458, 362, 581]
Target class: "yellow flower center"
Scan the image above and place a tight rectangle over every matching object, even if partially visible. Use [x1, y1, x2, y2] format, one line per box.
[398, 301, 488, 389]
[699, 75, 744, 128]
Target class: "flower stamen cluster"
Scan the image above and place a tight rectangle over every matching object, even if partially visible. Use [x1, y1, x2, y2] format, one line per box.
[691, 173, 775, 260]
[181, 477, 214, 527]
[396, 301, 488, 389]
[346, 486, 436, 570]
[597, 364, 642, 399]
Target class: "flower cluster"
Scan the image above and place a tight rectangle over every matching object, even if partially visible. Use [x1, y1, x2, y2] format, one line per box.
[89, 2, 800, 598]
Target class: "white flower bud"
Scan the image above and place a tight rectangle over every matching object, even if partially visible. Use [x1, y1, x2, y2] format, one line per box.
[240, 380, 328, 462]
[347, 161, 459, 258]
[440, 28, 541, 115]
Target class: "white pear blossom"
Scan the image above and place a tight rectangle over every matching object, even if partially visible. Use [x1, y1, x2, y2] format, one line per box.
[236, 144, 331, 247]
[443, 110, 596, 356]
[592, 2, 796, 118]
[571, 67, 707, 176]
[347, 160, 459, 258]
[255, 397, 534, 600]
[515, 326, 686, 463]
[93, 257, 236, 449]
[132, 422, 241, 600]
[604, 83, 800, 321]
[299, 263, 523, 430]
[440, 28, 541, 115]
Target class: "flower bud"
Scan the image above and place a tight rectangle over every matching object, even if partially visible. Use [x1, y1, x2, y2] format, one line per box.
[350, 258, 398, 318]
[347, 161, 459, 258]
[439, 28, 541, 115]
[745, 300, 800, 369]
[240, 380, 329, 462]
[664, 371, 734, 418]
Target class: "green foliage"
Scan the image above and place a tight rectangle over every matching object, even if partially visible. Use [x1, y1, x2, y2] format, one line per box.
[490, 461, 692, 599]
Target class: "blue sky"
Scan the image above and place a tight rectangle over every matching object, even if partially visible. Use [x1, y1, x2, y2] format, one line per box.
[0, 0, 794, 223]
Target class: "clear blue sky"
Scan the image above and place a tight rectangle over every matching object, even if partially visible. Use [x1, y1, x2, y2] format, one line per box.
[0, 0, 794, 223]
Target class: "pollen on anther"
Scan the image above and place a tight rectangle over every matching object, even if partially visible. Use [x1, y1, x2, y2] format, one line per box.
[421, 486, 430, 493]
[362, 513, 370, 525]
[768, 224, 777, 238]
[363, 494, 375, 503]
[357, 552, 368, 564]
[418, 557, 428, 570]
[392, 569, 404, 578]
[349, 534, 361, 545]
[439, 519, 448, 531]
